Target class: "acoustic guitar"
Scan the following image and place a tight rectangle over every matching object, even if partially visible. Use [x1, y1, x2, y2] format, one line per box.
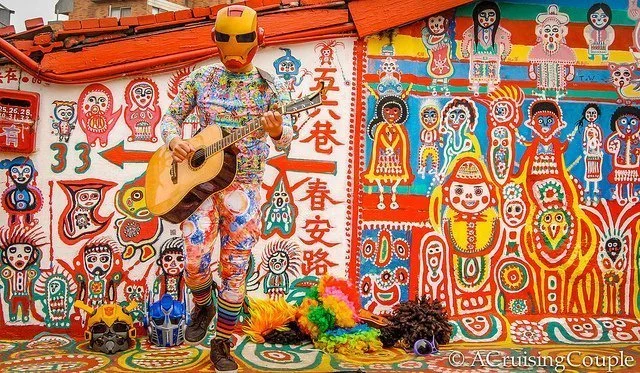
[145, 87, 324, 224]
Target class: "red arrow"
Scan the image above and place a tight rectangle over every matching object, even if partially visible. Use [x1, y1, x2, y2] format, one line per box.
[267, 154, 336, 175]
[98, 141, 154, 169]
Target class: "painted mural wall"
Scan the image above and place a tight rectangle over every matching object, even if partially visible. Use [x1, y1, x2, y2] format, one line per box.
[357, 0, 640, 344]
[1, 0, 640, 346]
[0, 40, 356, 338]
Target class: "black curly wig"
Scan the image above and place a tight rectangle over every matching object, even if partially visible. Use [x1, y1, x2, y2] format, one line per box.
[263, 322, 309, 345]
[379, 295, 452, 349]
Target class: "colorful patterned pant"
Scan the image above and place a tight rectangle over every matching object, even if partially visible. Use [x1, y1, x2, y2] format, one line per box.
[181, 182, 261, 340]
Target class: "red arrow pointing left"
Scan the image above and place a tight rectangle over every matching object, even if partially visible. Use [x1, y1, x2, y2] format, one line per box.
[98, 141, 154, 169]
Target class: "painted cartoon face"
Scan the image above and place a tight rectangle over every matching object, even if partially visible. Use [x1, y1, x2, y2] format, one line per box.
[268, 251, 289, 275]
[381, 58, 398, 74]
[539, 209, 570, 250]
[6, 243, 34, 271]
[585, 107, 599, 123]
[461, 315, 491, 338]
[568, 318, 598, 339]
[84, 250, 112, 276]
[426, 15, 447, 35]
[503, 199, 527, 227]
[9, 164, 33, 185]
[278, 60, 296, 74]
[605, 237, 622, 261]
[420, 106, 439, 130]
[539, 20, 566, 52]
[83, 91, 109, 114]
[161, 251, 185, 276]
[48, 278, 65, 297]
[76, 189, 101, 209]
[610, 65, 634, 88]
[445, 107, 470, 131]
[492, 101, 516, 124]
[125, 284, 145, 301]
[590, 8, 609, 29]
[55, 105, 75, 121]
[478, 9, 497, 28]
[615, 114, 640, 136]
[529, 112, 562, 140]
[449, 181, 491, 214]
[382, 105, 401, 124]
[131, 83, 154, 108]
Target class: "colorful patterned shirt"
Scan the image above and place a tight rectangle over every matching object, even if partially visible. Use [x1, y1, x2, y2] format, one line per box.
[160, 63, 293, 184]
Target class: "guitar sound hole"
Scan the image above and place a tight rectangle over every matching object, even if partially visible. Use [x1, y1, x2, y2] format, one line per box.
[190, 149, 206, 169]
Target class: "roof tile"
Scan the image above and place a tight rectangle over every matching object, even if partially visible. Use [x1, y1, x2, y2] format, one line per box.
[246, 0, 264, 8]
[25, 18, 45, 30]
[62, 20, 81, 30]
[119, 16, 139, 27]
[0, 25, 15, 37]
[137, 14, 157, 26]
[174, 9, 194, 21]
[99, 17, 119, 28]
[33, 32, 53, 46]
[192, 7, 211, 17]
[155, 11, 175, 23]
[80, 18, 100, 29]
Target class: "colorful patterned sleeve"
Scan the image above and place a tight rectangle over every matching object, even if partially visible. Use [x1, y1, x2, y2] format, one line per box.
[268, 80, 294, 152]
[160, 68, 202, 146]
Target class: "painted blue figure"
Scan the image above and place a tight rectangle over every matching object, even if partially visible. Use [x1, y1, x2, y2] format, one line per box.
[273, 48, 310, 93]
[145, 293, 188, 347]
[0, 157, 42, 227]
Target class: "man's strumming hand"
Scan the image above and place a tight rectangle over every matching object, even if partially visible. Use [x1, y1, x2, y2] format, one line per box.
[169, 138, 196, 163]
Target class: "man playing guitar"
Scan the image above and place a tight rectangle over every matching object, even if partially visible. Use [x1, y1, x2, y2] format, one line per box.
[158, 5, 293, 372]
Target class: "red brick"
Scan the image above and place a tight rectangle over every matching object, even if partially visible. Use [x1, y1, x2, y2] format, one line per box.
[263, 0, 282, 5]
[155, 11, 176, 23]
[33, 32, 53, 45]
[192, 7, 211, 17]
[119, 16, 140, 27]
[174, 9, 194, 21]
[99, 17, 119, 28]
[137, 15, 157, 26]
[0, 25, 15, 37]
[62, 20, 81, 30]
[81, 18, 100, 29]
[25, 18, 45, 30]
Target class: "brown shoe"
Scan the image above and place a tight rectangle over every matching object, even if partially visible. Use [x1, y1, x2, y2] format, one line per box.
[185, 303, 216, 344]
[210, 338, 238, 373]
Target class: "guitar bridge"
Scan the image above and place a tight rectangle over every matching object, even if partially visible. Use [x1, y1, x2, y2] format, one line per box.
[170, 161, 178, 184]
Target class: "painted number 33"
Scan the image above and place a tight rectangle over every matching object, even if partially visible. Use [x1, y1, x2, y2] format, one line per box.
[50, 142, 91, 174]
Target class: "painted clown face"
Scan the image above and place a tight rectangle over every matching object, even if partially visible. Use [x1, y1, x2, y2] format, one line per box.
[84, 250, 112, 277]
[161, 250, 185, 276]
[420, 106, 439, 130]
[268, 251, 289, 275]
[76, 189, 101, 209]
[538, 20, 567, 53]
[448, 181, 492, 214]
[9, 164, 33, 186]
[604, 237, 622, 261]
[615, 114, 640, 136]
[130, 82, 155, 109]
[382, 104, 401, 124]
[83, 91, 109, 117]
[55, 104, 75, 121]
[503, 199, 527, 228]
[6, 243, 34, 271]
[530, 112, 563, 141]
[590, 8, 609, 29]
[426, 15, 447, 36]
[478, 8, 497, 28]
[585, 107, 599, 123]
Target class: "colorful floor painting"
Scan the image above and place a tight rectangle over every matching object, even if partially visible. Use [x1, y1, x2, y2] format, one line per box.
[1, 333, 639, 372]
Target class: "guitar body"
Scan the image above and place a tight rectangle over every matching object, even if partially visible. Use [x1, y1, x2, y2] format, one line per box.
[145, 125, 238, 224]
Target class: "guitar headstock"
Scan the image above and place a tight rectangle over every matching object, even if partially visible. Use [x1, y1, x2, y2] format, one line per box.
[281, 83, 325, 115]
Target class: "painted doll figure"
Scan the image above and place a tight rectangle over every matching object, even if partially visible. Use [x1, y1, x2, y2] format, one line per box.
[51, 101, 77, 143]
[0, 225, 44, 322]
[159, 6, 293, 372]
[364, 95, 413, 210]
[438, 98, 480, 182]
[575, 103, 604, 205]
[605, 106, 640, 204]
[421, 11, 454, 95]
[461, 1, 512, 95]
[1, 157, 42, 227]
[417, 104, 440, 178]
[583, 3, 615, 60]
[528, 5, 576, 97]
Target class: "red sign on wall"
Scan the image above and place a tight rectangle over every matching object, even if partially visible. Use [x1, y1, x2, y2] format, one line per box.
[0, 89, 39, 153]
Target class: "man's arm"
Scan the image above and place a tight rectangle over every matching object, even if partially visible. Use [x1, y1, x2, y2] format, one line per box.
[267, 81, 294, 152]
[160, 69, 201, 149]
